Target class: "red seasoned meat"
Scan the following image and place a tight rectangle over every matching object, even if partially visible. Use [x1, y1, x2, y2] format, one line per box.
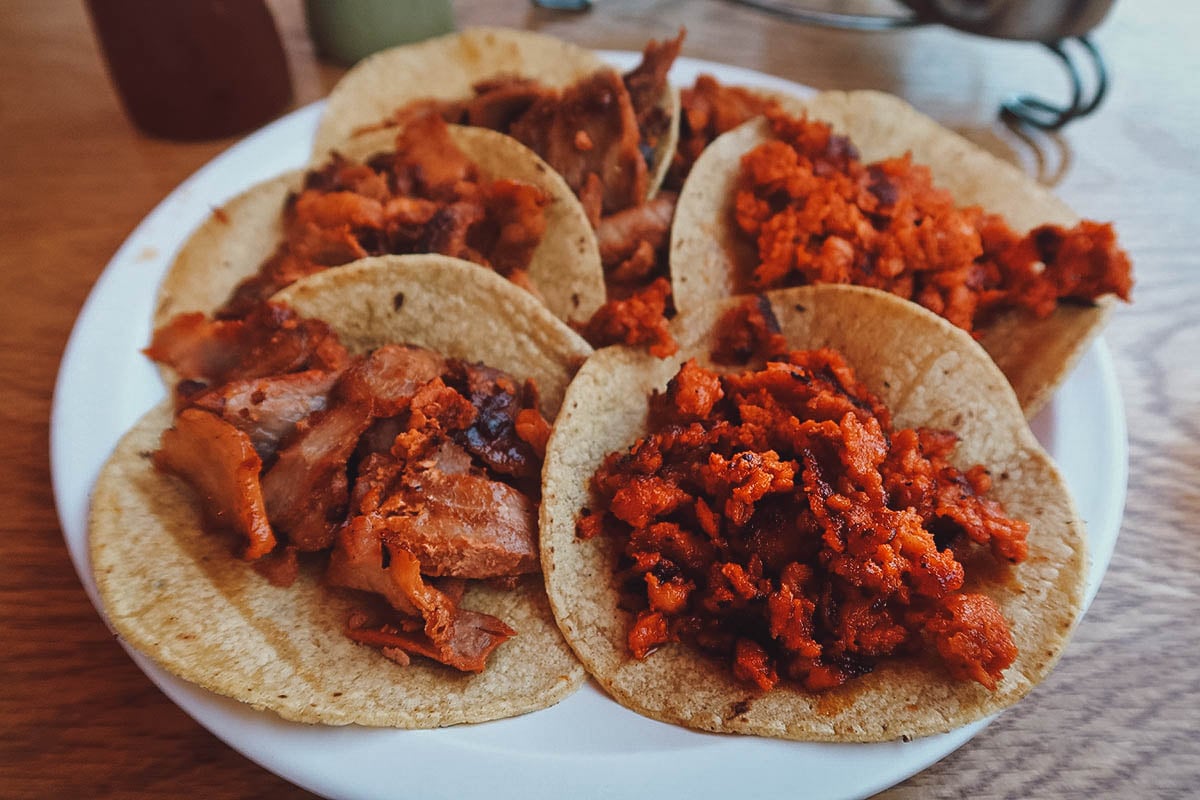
[381, 468, 539, 578]
[261, 398, 373, 551]
[509, 69, 647, 215]
[448, 362, 541, 479]
[146, 302, 349, 384]
[596, 191, 677, 267]
[188, 369, 339, 460]
[155, 408, 275, 560]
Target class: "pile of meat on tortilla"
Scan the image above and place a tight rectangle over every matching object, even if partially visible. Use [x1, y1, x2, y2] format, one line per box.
[218, 113, 551, 320]
[732, 109, 1134, 333]
[577, 297, 1030, 692]
[144, 300, 552, 672]
[372, 31, 690, 359]
[580, 74, 788, 357]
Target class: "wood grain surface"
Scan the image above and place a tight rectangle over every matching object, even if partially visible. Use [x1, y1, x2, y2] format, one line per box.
[2, 0, 1196, 797]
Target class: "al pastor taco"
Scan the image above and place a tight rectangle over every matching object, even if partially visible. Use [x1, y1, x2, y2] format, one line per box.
[92, 255, 592, 727]
[540, 285, 1086, 741]
[314, 27, 683, 215]
[155, 117, 605, 329]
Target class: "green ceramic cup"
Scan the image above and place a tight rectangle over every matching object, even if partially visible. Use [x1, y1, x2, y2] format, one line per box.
[305, 0, 456, 66]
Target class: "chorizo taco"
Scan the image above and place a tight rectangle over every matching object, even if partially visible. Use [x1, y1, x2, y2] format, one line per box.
[540, 285, 1086, 741]
[92, 255, 591, 727]
[155, 118, 606, 329]
[670, 91, 1132, 415]
[313, 27, 683, 214]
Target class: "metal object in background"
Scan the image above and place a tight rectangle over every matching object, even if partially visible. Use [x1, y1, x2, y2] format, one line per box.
[1000, 36, 1107, 131]
[723, 0, 1115, 129]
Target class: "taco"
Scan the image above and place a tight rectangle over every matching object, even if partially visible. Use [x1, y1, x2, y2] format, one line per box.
[540, 285, 1086, 741]
[155, 117, 605, 330]
[670, 91, 1132, 415]
[92, 255, 591, 727]
[313, 27, 683, 214]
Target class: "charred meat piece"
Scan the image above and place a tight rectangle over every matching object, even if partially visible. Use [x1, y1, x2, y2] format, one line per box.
[155, 408, 276, 560]
[447, 361, 541, 479]
[187, 369, 339, 461]
[382, 468, 539, 578]
[509, 68, 648, 215]
[342, 344, 449, 415]
[147, 301, 350, 384]
[623, 30, 685, 146]
[261, 398, 373, 551]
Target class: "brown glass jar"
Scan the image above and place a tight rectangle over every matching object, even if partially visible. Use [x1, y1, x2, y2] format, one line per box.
[86, 0, 294, 140]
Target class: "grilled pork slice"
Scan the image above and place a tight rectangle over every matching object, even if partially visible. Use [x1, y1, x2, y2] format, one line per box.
[155, 408, 275, 560]
[261, 398, 373, 551]
[147, 302, 349, 384]
[343, 547, 515, 673]
[188, 369, 339, 460]
[510, 69, 647, 216]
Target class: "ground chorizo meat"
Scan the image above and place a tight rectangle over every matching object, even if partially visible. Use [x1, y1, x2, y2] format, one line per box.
[733, 110, 1133, 333]
[580, 277, 678, 358]
[666, 74, 781, 191]
[580, 316, 1027, 692]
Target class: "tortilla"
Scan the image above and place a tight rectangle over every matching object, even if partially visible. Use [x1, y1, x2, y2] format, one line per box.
[313, 27, 680, 202]
[670, 90, 1117, 416]
[540, 284, 1086, 742]
[647, 84, 682, 201]
[92, 255, 592, 727]
[154, 124, 606, 330]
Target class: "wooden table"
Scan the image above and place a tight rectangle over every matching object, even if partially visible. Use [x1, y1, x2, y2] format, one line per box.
[3, 0, 1196, 797]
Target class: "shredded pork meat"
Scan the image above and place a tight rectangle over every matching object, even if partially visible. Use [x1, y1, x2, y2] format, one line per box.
[155, 408, 275, 560]
[148, 303, 552, 672]
[188, 369, 339, 461]
[368, 33, 691, 358]
[217, 115, 550, 319]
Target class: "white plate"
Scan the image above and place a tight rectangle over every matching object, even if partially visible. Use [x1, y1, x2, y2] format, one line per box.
[51, 54, 1127, 800]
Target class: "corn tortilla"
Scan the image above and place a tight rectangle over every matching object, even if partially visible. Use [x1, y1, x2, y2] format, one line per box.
[314, 27, 679, 202]
[155, 124, 606, 330]
[670, 91, 1116, 416]
[314, 28, 605, 158]
[92, 256, 592, 727]
[540, 284, 1086, 741]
